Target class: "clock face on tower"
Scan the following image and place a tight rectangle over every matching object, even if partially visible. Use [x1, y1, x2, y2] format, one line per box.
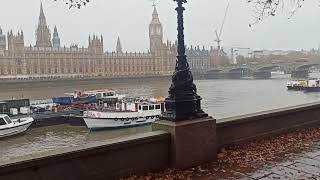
[151, 26, 162, 36]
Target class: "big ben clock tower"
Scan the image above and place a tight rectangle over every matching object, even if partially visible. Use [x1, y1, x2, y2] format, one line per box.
[149, 6, 163, 54]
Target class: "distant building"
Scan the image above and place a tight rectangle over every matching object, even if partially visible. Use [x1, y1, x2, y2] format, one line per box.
[253, 49, 294, 58]
[0, 3, 215, 80]
[186, 45, 210, 71]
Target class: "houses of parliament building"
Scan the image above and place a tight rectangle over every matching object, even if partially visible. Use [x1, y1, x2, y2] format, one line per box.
[0, 3, 224, 80]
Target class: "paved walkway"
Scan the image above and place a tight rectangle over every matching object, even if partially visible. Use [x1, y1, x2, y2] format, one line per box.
[230, 145, 320, 179]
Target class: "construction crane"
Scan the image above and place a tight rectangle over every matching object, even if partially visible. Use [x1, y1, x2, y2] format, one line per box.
[214, 2, 230, 51]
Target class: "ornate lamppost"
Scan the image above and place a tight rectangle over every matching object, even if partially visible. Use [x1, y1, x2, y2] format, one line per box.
[161, 0, 208, 121]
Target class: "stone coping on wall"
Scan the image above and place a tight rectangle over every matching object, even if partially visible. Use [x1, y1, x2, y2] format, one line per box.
[0, 130, 170, 174]
[218, 101, 320, 125]
[216, 101, 320, 148]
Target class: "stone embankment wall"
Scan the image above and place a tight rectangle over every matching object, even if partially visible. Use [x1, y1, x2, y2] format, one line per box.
[0, 131, 170, 180]
[217, 102, 320, 148]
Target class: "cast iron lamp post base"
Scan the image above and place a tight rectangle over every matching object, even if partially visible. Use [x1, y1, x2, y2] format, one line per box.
[161, 0, 208, 121]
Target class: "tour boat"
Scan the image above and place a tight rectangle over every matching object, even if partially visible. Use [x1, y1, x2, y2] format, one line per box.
[286, 80, 306, 91]
[0, 114, 34, 138]
[83, 97, 165, 130]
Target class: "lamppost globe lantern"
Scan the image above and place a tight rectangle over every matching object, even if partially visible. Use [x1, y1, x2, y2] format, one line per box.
[161, 0, 208, 121]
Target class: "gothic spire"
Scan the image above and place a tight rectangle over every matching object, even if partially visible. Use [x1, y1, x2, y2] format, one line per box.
[116, 36, 122, 53]
[151, 6, 161, 24]
[0, 26, 5, 53]
[40, 2, 45, 17]
[52, 25, 60, 48]
[38, 1, 47, 26]
[36, 2, 52, 47]
[53, 26, 58, 35]
[153, 6, 158, 17]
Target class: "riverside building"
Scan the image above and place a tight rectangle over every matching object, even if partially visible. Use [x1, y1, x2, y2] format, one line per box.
[0, 3, 223, 80]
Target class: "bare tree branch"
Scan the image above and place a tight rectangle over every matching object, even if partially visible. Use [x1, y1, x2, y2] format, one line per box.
[54, 0, 309, 25]
[248, 0, 306, 26]
[53, 0, 90, 9]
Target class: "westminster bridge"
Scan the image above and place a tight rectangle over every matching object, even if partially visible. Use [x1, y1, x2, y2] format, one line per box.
[204, 61, 320, 79]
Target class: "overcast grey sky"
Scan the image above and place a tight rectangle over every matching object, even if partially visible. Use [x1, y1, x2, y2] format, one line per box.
[1, 0, 319, 52]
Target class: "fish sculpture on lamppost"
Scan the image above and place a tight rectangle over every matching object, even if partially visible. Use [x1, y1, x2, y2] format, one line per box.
[161, 0, 208, 121]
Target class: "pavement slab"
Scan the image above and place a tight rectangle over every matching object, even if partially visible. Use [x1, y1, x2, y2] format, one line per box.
[287, 162, 320, 176]
[266, 166, 305, 178]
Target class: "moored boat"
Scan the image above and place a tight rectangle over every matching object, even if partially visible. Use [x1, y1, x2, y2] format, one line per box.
[286, 80, 306, 91]
[83, 97, 165, 130]
[0, 114, 34, 138]
[304, 79, 320, 92]
[53, 90, 98, 105]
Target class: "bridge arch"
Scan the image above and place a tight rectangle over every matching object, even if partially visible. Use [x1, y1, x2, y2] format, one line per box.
[228, 67, 253, 73]
[291, 64, 320, 78]
[227, 67, 253, 79]
[206, 69, 223, 74]
[296, 64, 320, 71]
[256, 65, 285, 71]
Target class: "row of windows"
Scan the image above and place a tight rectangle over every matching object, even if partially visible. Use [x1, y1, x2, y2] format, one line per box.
[139, 104, 161, 111]
[0, 65, 174, 75]
[12, 60, 163, 67]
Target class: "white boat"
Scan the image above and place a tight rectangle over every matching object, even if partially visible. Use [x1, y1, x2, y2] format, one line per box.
[83, 97, 165, 130]
[0, 114, 34, 138]
[271, 70, 286, 78]
[271, 70, 285, 76]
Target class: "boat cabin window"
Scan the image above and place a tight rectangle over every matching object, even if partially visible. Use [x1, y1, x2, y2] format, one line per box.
[139, 105, 141, 110]
[4, 116, 12, 124]
[149, 105, 154, 110]
[155, 105, 161, 109]
[0, 118, 7, 125]
[96, 93, 102, 99]
[142, 106, 148, 111]
[104, 92, 114, 97]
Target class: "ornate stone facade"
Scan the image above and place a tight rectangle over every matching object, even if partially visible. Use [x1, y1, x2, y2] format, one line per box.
[0, 3, 220, 80]
[186, 45, 210, 71]
[0, 27, 5, 56]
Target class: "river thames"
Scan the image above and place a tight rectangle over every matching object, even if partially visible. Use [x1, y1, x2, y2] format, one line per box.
[1, 75, 320, 163]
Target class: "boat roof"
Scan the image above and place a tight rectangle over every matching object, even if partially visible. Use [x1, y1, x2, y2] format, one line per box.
[139, 102, 161, 105]
[0, 114, 9, 118]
